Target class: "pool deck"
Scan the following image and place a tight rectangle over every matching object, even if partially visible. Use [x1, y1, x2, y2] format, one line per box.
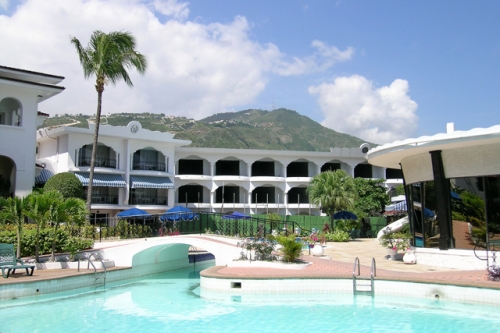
[1, 238, 499, 290]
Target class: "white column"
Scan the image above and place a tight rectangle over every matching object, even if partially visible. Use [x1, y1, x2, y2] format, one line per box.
[124, 139, 130, 205]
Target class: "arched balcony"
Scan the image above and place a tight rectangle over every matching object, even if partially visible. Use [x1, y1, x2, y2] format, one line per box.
[177, 156, 210, 176]
[78, 143, 117, 169]
[0, 98, 22, 127]
[177, 184, 210, 205]
[132, 148, 166, 172]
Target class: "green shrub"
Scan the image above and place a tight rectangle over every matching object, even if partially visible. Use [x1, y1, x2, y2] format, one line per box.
[276, 234, 303, 263]
[0, 225, 94, 258]
[325, 230, 351, 242]
[44, 172, 84, 199]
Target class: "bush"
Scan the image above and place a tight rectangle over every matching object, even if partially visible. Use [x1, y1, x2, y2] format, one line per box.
[44, 172, 84, 199]
[237, 238, 276, 261]
[276, 234, 303, 263]
[325, 230, 351, 242]
[0, 225, 94, 258]
[335, 219, 359, 233]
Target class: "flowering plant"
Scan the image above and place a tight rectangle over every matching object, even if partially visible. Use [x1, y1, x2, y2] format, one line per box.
[379, 231, 411, 251]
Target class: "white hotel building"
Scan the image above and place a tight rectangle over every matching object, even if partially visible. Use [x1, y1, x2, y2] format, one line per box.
[35, 120, 402, 220]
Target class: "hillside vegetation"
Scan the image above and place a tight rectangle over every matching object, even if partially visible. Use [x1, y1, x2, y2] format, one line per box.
[41, 108, 368, 151]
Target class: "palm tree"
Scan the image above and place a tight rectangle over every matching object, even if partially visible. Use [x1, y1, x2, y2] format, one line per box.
[70, 30, 147, 214]
[307, 170, 357, 229]
[25, 190, 48, 262]
[0, 196, 27, 258]
[45, 191, 87, 262]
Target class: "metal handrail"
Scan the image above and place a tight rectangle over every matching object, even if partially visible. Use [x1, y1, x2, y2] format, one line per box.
[353, 257, 360, 277]
[371, 257, 377, 278]
[353, 257, 376, 296]
[77, 252, 107, 287]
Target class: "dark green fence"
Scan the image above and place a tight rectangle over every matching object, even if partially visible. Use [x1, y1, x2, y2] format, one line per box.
[98, 213, 387, 239]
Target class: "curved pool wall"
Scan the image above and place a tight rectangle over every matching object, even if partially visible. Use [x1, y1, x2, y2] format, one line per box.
[200, 275, 500, 306]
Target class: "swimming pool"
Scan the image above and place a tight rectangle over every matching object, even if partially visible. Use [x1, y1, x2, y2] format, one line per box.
[2, 263, 500, 333]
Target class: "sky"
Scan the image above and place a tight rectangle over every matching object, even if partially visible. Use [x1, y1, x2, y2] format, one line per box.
[1, 0, 499, 144]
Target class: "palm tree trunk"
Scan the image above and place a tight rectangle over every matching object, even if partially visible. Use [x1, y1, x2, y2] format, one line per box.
[86, 89, 103, 217]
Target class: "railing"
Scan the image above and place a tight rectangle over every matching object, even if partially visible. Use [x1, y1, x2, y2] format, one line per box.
[352, 257, 376, 296]
[77, 252, 107, 287]
[91, 195, 118, 204]
[132, 161, 166, 171]
[79, 156, 116, 169]
[130, 196, 168, 205]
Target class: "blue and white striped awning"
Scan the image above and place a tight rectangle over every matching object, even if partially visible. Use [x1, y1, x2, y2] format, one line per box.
[130, 175, 173, 189]
[35, 169, 53, 185]
[75, 172, 126, 188]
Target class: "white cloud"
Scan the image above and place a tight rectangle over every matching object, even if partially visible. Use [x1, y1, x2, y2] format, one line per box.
[150, 0, 189, 20]
[273, 40, 354, 76]
[0, 0, 352, 120]
[0, 0, 9, 10]
[308, 75, 418, 144]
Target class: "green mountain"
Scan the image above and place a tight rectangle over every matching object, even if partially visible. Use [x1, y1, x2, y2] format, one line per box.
[42, 108, 368, 151]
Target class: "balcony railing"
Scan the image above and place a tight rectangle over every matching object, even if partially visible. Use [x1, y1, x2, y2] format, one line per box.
[130, 196, 168, 205]
[132, 161, 166, 171]
[91, 195, 118, 204]
[79, 156, 117, 169]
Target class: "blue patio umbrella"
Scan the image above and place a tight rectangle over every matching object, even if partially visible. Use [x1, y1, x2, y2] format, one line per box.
[222, 211, 251, 220]
[333, 211, 357, 220]
[160, 206, 198, 222]
[117, 208, 152, 219]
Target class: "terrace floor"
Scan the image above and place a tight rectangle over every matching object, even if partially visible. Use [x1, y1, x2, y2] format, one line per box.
[1, 237, 499, 290]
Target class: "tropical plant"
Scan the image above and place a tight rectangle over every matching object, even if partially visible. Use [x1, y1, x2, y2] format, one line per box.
[353, 178, 389, 218]
[0, 196, 27, 258]
[307, 170, 357, 230]
[276, 234, 303, 263]
[70, 30, 147, 214]
[25, 190, 51, 262]
[379, 230, 411, 251]
[44, 172, 84, 199]
[325, 230, 351, 242]
[237, 238, 276, 261]
[44, 191, 87, 261]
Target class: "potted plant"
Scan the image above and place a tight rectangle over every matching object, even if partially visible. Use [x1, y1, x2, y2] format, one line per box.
[379, 231, 411, 259]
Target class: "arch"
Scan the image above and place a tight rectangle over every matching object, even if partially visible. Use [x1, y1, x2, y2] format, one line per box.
[101, 235, 241, 267]
[251, 185, 277, 204]
[177, 155, 210, 176]
[0, 155, 15, 196]
[0, 97, 22, 127]
[178, 184, 210, 204]
[78, 143, 117, 168]
[132, 147, 166, 171]
[287, 186, 309, 204]
[215, 156, 247, 176]
[215, 183, 246, 204]
[251, 158, 283, 177]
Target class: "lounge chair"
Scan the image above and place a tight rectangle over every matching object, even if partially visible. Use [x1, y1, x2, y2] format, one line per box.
[0, 243, 35, 278]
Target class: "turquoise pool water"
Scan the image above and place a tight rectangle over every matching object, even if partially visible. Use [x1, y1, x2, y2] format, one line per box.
[2, 264, 500, 333]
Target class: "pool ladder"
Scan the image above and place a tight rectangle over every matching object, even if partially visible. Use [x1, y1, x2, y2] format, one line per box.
[78, 252, 107, 288]
[352, 257, 376, 296]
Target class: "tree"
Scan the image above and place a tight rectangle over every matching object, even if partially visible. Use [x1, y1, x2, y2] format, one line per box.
[44, 172, 84, 199]
[307, 170, 357, 229]
[353, 178, 389, 218]
[25, 190, 49, 262]
[44, 191, 87, 262]
[0, 196, 27, 258]
[70, 30, 147, 214]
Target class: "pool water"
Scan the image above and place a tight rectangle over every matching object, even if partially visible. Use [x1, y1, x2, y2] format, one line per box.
[2, 263, 500, 333]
